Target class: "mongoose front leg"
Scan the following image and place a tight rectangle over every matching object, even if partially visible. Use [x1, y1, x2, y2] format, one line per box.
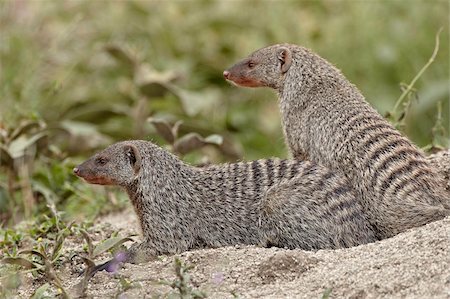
[87, 241, 158, 277]
[119, 241, 159, 264]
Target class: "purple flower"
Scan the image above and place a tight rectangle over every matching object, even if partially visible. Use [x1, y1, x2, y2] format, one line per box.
[212, 272, 224, 284]
[115, 252, 128, 263]
[105, 260, 120, 273]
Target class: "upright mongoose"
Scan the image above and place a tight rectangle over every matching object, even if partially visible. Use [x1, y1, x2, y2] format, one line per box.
[224, 44, 450, 239]
[74, 140, 376, 266]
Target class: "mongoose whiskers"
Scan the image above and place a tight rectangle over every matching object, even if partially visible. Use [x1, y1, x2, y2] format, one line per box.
[74, 140, 376, 269]
[224, 44, 450, 239]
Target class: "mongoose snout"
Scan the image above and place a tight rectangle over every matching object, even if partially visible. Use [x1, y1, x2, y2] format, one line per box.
[223, 59, 268, 88]
[73, 163, 115, 185]
[225, 43, 450, 239]
[75, 140, 376, 274]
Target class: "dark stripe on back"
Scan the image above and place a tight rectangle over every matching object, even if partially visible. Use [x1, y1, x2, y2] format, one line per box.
[231, 163, 239, 195]
[325, 185, 352, 201]
[240, 162, 249, 197]
[289, 161, 301, 179]
[353, 123, 395, 140]
[363, 136, 412, 169]
[319, 186, 356, 219]
[361, 130, 403, 148]
[278, 159, 287, 180]
[301, 162, 317, 177]
[323, 185, 351, 203]
[313, 169, 335, 192]
[266, 159, 274, 187]
[335, 108, 373, 130]
[378, 159, 426, 198]
[389, 168, 431, 197]
[252, 160, 262, 195]
[369, 150, 426, 188]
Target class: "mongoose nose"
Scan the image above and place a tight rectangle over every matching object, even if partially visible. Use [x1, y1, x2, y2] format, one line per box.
[223, 70, 230, 79]
[73, 167, 79, 175]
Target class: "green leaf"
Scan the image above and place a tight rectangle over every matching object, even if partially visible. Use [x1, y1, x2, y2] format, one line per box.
[32, 182, 58, 207]
[31, 283, 50, 299]
[51, 234, 65, 262]
[9, 120, 45, 142]
[1, 257, 37, 269]
[175, 88, 221, 117]
[80, 229, 94, 258]
[215, 136, 243, 160]
[148, 118, 176, 144]
[173, 133, 224, 155]
[8, 132, 48, 159]
[134, 63, 178, 98]
[173, 133, 206, 155]
[60, 102, 129, 122]
[171, 121, 183, 140]
[322, 288, 332, 299]
[104, 44, 137, 67]
[59, 120, 101, 136]
[93, 237, 134, 258]
[19, 249, 46, 260]
[139, 81, 172, 98]
[59, 120, 112, 149]
[0, 144, 13, 168]
[204, 134, 223, 145]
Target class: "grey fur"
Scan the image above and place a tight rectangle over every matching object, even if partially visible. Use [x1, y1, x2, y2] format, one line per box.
[224, 44, 450, 239]
[74, 140, 376, 263]
[428, 149, 450, 190]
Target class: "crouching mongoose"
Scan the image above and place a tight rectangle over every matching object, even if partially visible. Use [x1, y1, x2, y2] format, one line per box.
[224, 44, 450, 239]
[74, 140, 376, 267]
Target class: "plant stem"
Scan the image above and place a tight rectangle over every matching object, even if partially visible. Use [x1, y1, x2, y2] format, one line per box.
[392, 27, 443, 112]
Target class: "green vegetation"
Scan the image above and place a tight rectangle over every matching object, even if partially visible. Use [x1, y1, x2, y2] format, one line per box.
[0, 1, 448, 297]
[155, 257, 207, 299]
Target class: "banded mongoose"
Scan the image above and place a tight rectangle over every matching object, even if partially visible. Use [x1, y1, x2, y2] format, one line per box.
[74, 140, 376, 266]
[224, 44, 450, 239]
[428, 149, 450, 190]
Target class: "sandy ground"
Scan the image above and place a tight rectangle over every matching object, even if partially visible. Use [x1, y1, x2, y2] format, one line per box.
[14, 208, 449, 299]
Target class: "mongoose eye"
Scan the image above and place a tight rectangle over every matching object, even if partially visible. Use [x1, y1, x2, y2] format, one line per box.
[96, 157, 108, 166]
[247, 62, 255, 68]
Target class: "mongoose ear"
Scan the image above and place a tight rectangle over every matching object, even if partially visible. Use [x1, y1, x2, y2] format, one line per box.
[124, 145, 141, 175]
[277, 47, 292, 73]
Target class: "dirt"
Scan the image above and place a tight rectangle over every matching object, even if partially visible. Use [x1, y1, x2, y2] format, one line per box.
[15, 208, 450, 298]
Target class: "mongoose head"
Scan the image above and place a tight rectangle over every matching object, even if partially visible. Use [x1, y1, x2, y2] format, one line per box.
[73, 141, 144, 187]
[223, 44, 295, 90]
[75, 140, 189, 193]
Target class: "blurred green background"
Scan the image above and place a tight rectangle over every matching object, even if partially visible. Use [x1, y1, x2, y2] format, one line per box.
[1, 0, 449, 225]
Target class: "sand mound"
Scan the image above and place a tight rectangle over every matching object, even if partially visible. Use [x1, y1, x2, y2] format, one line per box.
[75, 211, 450, 298]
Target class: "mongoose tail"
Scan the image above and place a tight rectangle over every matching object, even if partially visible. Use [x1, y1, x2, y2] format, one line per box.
[74, 140, 376, 273]
[224, 44, 450, 239]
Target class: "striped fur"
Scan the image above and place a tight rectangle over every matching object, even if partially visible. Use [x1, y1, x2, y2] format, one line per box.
[74, 140, 376, 264]
[225, 44, 450, 239]
[428, 149, 450, 190]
